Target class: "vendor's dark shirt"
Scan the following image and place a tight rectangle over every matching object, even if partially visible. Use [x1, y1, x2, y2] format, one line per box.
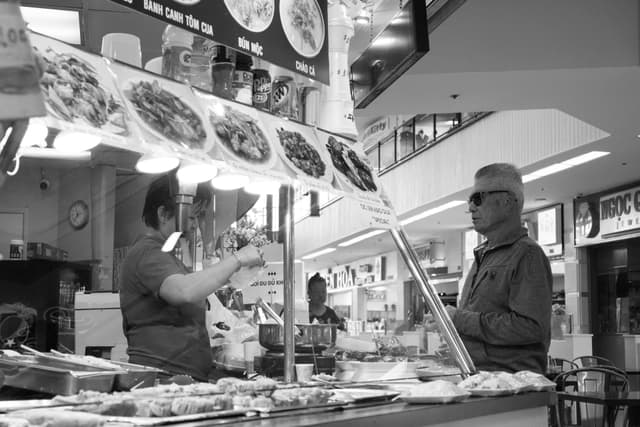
[309, 305, 341, 326]
[119, 233, 211, 381]
[453, 226, 552, 374]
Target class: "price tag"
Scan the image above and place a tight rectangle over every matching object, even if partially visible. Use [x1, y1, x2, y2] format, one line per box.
[0, 4, 45, 120]
[0, 4, 33, 67]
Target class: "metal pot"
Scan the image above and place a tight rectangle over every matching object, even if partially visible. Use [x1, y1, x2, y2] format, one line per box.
[258, 324, 337, 353]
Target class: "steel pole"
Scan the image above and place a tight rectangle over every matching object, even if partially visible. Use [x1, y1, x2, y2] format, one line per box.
[282, 184, 296, 382]
[389, 227, 476, 377]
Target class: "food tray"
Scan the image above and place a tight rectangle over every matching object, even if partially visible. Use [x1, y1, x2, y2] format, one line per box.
[328, 388, 400, 404]
[105, 408, 258, 426]
[110, 361, 163, 391]
[0, 359, 118, 396]
[402, 392, 470, 404]
[465, 388, 516, 397]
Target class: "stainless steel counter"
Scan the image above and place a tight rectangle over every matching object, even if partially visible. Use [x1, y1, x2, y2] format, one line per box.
[169, 392, 554, 427]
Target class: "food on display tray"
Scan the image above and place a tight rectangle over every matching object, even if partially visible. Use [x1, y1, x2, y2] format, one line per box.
[514, 370, 557, 391]
[402, 380, 470, 404]
[123, 79, 207, 149]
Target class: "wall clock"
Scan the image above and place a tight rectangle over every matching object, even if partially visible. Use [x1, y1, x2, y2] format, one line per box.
[68, 200, 89, 230]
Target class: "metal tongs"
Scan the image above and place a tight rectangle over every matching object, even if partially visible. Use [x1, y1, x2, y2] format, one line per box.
[255, 298, 302, 336]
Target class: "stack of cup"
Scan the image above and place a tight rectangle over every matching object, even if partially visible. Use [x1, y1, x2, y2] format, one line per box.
[101, 33, 142, 68]
[295, 363, 314, 383]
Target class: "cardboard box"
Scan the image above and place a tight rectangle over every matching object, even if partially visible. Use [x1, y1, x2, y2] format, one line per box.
[27, 242, 58, 260]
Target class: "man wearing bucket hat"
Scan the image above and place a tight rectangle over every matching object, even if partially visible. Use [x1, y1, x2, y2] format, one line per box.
[445, 163, 552, 374]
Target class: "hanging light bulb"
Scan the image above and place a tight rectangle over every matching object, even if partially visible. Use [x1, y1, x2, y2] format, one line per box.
[136, 153, 180, 174]
[177, 162, 218, 183]
[54, 131, 101, 152]
[211, 173, 250, 190]
[244, 178, 281, 195]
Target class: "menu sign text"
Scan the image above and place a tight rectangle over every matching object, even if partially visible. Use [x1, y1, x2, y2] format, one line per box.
[109, 0, 329, 84]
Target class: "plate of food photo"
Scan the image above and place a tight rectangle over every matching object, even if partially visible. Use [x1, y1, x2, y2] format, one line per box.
[273, 124, 333, 183]
[225, 0, 274, 32]
[207, 102, 275, 170]
[122, 78, 207, 151]
[35, 46, 127, 135]
[324, 135, 379, 194]
[280, 0, 325, 57]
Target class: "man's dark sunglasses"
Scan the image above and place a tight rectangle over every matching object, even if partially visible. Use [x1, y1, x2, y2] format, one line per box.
[468, 190, 511, 206]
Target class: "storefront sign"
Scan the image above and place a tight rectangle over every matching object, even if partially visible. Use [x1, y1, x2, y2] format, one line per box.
[108, 0, 329, 84]
[575, 182, 640, 246]
[361, 117, 391, 148]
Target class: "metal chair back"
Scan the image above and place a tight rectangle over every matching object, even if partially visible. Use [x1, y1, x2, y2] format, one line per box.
[572, 356, 615, 368]
[555, 367, 629, 427]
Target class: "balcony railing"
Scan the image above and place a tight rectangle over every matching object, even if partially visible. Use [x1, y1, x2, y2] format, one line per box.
[366, 112, 490, 175]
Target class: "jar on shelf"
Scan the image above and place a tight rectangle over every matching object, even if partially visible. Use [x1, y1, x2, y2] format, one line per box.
[232, 53, 253, 105]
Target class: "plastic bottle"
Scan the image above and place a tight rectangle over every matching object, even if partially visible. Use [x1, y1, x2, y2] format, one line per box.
[232, 53, 253, 105]
[161, 25, 193, 84]
[189, 35, 214, 92]
[211, 45, 234, 99]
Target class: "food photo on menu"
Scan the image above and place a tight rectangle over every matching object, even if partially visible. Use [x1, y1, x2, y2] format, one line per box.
[206, 100, 275, 168]
[30, 33, 128, 136]
[274, 125, 329, 180]
[324, 134, 378, 193]
[109, 62, 212, 153]
[224, 0, 275, 32]
[281, 0, 325, 57]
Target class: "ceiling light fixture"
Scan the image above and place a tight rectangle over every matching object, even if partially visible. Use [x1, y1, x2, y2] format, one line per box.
[301, 247, 337, 260]
[20, 6, 81, 45]
[53, 131, 101, 152]
[176, 163, 218, 184]
[211, 173, 250, 190]
[136, 154, 180, 174]
[338, 229, 386, 247]
[561, 151, 610, 166]
[400, 200, 466, 226]
[244, 179, 281, 195]
[522, 151, 610, 183]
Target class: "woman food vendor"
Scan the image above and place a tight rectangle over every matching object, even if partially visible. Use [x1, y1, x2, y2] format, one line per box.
[307, 273, 345, 330]
[119, 173, 264, 381]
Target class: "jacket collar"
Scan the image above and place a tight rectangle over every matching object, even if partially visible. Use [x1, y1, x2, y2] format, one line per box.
[473, 224, 528, 262]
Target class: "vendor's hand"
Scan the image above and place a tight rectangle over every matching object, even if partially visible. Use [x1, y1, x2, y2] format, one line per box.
[234, 245, 264, 268]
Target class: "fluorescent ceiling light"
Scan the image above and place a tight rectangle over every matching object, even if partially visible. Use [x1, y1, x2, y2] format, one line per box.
[338, 229, 386, 247]
[301, 247, 336, 260]
[561, 151, 610, 166]
[522, 151, 610, 183]
[400, 200, 466, 226]
[21, 6, 81, 45]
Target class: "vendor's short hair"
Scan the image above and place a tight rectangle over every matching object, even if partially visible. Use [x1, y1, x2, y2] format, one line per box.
[142, 173, 177, 229]
[475, 163, 524, 211]
[308, 273, 327, 293]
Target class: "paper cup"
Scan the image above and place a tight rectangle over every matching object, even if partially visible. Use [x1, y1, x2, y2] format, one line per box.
[101, 33, 142, 68]
[295, 363, 314, 382]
